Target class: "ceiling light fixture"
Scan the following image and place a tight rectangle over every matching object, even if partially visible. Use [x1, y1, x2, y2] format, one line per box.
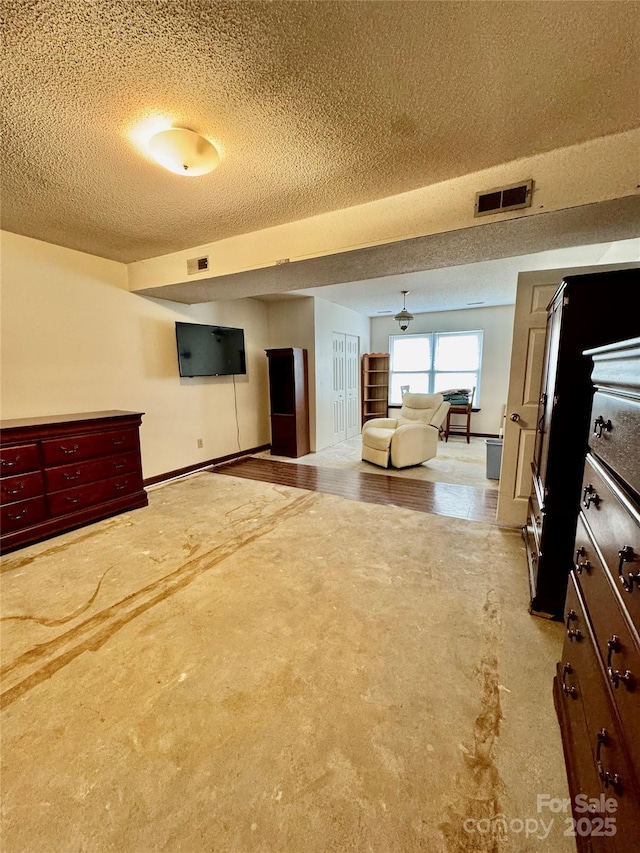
[148, 127, 219, 176]
[394, 290, 414, 332]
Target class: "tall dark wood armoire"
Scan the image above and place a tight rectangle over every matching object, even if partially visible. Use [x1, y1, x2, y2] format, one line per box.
[525, 267, 640, 618]
[265, 348, 310, 458]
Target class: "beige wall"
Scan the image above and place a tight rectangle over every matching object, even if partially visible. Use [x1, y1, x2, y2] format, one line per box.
[313, 298, 371, 450]
[371, 304, 515, 435]
[0, 233, 370, 471]
[0, 231, 271, 479]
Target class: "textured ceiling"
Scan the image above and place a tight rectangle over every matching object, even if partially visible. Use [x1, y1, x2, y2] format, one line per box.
[2, 1, 639, 265]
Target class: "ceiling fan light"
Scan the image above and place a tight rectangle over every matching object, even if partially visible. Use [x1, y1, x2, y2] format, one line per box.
[148, 127, 219, 176]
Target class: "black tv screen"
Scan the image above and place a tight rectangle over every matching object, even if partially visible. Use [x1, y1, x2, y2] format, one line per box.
[175, 322, 247, 377]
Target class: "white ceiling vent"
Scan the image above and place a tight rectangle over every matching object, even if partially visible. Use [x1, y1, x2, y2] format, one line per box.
[187, 256, 209, 275]
[474, 180, 533, 217]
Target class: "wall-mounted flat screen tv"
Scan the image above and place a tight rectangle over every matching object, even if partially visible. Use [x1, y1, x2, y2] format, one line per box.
[175, 322, 247, 377]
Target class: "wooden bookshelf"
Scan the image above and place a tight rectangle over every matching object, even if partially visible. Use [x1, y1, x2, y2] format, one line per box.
[361, 353, 389, 426]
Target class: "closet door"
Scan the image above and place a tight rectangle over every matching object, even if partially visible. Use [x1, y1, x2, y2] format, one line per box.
[332, 333, 346, 444]
[345, 334, 360, 439]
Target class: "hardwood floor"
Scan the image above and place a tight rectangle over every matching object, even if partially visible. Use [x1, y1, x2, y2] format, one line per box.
[213, 457, 498, 524]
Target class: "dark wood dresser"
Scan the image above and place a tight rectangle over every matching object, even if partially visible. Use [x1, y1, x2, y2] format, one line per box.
[0, 411, 148, 553]
[526, 268, 640, 618]
[554, 337, 640, 852]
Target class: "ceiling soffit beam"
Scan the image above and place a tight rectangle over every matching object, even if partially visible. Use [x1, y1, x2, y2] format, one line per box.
[134, 196, 640, 304]
[128, 130, 640, 296]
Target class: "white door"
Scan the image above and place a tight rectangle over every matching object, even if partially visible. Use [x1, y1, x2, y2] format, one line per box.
[496, 277, 559, 526]
[345, 334, 360, 439]
[332, 333, 346, 444]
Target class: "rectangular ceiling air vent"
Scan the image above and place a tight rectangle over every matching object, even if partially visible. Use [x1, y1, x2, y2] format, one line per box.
[474, 179, 533, 217]
[187, 256, 209, 275]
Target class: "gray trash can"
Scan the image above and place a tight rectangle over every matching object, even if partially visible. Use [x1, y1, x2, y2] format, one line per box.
[486, 438, 503, 480]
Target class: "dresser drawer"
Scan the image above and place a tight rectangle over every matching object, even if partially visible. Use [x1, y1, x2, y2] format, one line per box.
[560, 577, 640, 844]
[45, 452, 140, 492]
[581, 454, 640, 626]
[0, 470, 44, 505]
[0, 496, 47, 533]
[573, 515, 640, 773]
[42, 428, 139, 466]
[590, 391, 640, 498]
[47, 472, 143, 517]
[0, 443, 40, 476]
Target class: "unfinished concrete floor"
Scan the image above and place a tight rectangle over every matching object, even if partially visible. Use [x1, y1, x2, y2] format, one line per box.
[1, 472, 574, 852]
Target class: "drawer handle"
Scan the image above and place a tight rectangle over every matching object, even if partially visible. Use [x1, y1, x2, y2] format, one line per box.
[565, 609, 582, 640]
[596, 729, 622, 794]
[582, 484, 600, 509]
[2, 455, 22, 468]
[561, 663, 576, 698]
[7, 507, 28, 520]
[113, 462, 126, 470]
[607, 635, 620, 661]
[574, 547, 591, 575]
[593, 415, 612, 438]
[606, 635, 634, 690]
[60, 444, 79, 455]
[111, 438, 126, 446]
[114, 480, 129, 491]
[5, 482, 26, 496]
[608, 668, 634, 690]
[63, 470, 82, 481]
[617, 546, 640, 593]
[65, 495, 81, 505]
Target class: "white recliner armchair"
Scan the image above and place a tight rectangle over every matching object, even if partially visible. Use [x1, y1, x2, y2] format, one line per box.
[361, 393, 451, 469]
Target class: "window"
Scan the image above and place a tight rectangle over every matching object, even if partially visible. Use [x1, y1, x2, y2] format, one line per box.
[389, 331, 483, 405]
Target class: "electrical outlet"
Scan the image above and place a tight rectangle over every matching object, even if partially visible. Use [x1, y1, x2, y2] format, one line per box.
[197, 438, 203, 449]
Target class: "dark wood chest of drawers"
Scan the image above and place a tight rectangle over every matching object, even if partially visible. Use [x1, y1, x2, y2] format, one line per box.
[554, 338, 640, 852]
[0, 411, 148, 553]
